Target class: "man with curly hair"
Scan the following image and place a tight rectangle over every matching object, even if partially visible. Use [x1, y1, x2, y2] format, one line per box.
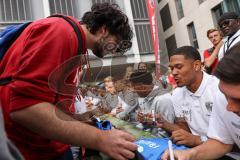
[0, 3, 137, 160]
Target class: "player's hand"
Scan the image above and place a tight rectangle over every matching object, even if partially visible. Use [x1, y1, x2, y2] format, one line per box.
[161, 149, 192, 160]
[171, 129, 201, 147]
[116, 106, 124, 114]
[98, 129, 138, 160]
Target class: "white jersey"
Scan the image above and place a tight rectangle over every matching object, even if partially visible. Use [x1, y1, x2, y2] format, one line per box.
[218, 29, 240, 60]
[172, 72, 219, 136]
[151, 93, 175, 123]
[208, 89, 240, 148]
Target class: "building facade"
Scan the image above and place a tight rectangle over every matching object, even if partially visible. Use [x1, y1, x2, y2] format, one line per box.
[156, 0, 240, 59]
[0, 0, 159, 82]
[2, 0, 239, 81]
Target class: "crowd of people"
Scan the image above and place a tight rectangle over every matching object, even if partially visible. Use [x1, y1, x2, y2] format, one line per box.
[0, 2, 239, 160]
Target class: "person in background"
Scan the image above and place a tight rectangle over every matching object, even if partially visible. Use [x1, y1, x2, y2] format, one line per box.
[113, 79, 138, 120]
[129, 71, 174, 136]
[166, 67, 177, 90]
[218, 12, 240, 60]
[123, 65, 134, 80]
[103, 76, 119, 112]
[137, 62, 148, 73]
[203, 28, 223, 74]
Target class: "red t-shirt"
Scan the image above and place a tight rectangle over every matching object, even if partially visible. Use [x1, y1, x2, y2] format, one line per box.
[0, 16, 86, 160]
[203, 49, 218, 74]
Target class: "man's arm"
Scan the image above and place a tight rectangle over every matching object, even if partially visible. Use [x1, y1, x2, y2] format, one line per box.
[157, 116, 201, 147]
[204, 41, 223, 68]
[161, 139, 233, 160]
[157, 117, 190, 133]
[10, 102, 137, 160]
[171, 129, 201, 147]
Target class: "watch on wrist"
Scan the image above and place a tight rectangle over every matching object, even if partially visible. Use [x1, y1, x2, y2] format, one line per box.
[200, 135, 208, 143]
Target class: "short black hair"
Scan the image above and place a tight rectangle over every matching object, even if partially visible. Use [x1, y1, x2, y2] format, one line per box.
[170, 46, 201, 61]
[214, 42, 240, 84]
[81, 3, 133, 53]
[129, 71, 153, 85]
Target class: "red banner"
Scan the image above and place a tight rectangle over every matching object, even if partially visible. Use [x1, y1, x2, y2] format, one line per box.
[146, 0, 160, 79]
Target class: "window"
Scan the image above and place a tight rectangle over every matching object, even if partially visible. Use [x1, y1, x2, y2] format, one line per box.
[187, 22, 199, 49]
[0, 0, 32, 22]
[130, 0, 148, 19]
[212, 0, 240, 27]
[130, 0, 154, 54]
[175, 0, 184, 19]
[135, 23, 153, 54]
[160, 4, 173, 31]
[198, 0, 206, 4]
[92, 0, 115, 4]
[212, 4, 223, 26]
[165, 34, 177, 56]
[49, 0, 78, 18]
[222, 0, 240, 15]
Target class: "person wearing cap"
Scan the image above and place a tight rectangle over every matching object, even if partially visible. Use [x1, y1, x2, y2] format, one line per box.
[129, 71, 174, 136]
[218, 12, 240, 60]
[161, 42, 240, 160]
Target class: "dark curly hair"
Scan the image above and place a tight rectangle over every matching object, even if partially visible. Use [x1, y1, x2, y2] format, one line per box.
[81, 3, 133, 53]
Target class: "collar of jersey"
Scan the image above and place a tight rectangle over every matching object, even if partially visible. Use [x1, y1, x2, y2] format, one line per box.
[185, 72, 209, 97]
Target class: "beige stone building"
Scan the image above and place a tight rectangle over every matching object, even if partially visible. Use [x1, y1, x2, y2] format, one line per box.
[156, 0, 240, 60]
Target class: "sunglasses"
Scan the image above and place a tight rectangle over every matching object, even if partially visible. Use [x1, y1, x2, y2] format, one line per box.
[219, 19, 236, 29]
[103, 40, 132, 55]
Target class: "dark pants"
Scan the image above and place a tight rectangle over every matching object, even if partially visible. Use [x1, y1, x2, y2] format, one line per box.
[58, 148, 74, 160]
[217, 155, 236, 160]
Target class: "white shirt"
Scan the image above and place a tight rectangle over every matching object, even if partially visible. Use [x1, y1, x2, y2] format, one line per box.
[171, 72, 219, 136]
[137, 93, 175, 122]
[218, 29, 240, 60]
[151, 93, 175, 123]
[137, 85, 160, 112]
[208, 89, 240, 148]
[136, 92, 175, 137]
[136, 86, 174, 121]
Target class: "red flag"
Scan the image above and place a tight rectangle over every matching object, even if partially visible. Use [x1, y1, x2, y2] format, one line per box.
[146, 0, 160, 79]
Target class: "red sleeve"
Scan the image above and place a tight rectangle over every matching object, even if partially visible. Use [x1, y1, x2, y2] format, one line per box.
[8, 19, 79, 111]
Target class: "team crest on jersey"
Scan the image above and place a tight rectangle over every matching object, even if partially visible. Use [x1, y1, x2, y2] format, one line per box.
[205, 101, 213, 112]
